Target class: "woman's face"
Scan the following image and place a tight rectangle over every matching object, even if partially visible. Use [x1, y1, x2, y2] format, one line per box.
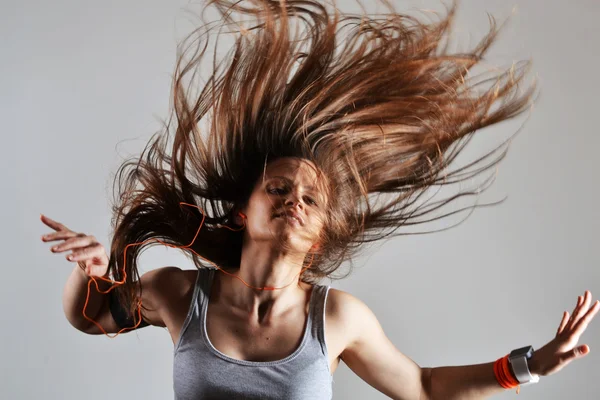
[239, 157, 329, 251]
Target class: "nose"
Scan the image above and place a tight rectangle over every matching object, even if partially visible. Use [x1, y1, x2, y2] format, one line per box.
[284, 194, 304, 210]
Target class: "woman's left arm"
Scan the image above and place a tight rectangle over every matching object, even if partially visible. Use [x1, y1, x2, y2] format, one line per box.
[336, 289, 599, 400]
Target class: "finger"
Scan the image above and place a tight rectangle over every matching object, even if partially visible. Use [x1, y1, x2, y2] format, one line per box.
[565, 295, 583, 331]
[571, 291, 592, 326]
[557, 311, 569, 336]
[567, 292, 590, 331]
[66, 242, 102, 262]
[52, 235, 97, 253]
[42, 231, 80, 242]
[50, 236, 84, 253]
[572, 300, 600, 338]
[40, 214, 69, 231]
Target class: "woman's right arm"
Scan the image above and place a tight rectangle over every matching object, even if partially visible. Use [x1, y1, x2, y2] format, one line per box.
[41, 213, 170, 335]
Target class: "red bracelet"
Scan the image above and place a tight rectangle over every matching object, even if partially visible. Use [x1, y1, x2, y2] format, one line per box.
[494, 355, 522, 394]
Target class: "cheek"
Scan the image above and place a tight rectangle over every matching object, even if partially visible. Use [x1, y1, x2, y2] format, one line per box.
[248, 192, 274, 214]
[246, 198, 277, 228]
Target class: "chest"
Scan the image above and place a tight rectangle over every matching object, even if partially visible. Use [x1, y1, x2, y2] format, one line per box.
[166, 288, 345, 375]
[205, 303, 306, 361]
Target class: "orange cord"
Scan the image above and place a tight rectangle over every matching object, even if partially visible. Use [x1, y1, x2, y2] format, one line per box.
[82, 202, 317, 338]
[494, 354, 521, 394]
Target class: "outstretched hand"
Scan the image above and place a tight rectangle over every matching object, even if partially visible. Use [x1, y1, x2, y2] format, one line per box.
[40, 214, 110, 278]
[529, 290, 599, 377]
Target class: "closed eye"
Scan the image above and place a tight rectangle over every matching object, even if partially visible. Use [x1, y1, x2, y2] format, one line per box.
[305, 197, 317, 206]
[268, 187, 318, 206]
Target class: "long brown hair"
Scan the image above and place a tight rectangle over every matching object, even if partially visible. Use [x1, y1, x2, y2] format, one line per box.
[106, 0, 536, 318]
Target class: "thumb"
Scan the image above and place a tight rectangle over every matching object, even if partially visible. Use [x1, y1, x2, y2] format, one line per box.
[567, 345, 590, 361]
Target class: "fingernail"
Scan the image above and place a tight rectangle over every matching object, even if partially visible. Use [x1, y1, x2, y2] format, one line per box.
[67, 255, 73, 260]
[52, 246, 58, 251]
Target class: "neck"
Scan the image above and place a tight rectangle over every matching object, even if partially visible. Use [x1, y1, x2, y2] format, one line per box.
[214, 240, 311, 321]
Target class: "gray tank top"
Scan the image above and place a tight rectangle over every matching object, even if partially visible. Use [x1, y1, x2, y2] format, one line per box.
[173, 267, 334, 399]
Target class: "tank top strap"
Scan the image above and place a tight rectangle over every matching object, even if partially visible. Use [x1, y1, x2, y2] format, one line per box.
[197, 267, 216, 307]
[309, 284, 331, 359]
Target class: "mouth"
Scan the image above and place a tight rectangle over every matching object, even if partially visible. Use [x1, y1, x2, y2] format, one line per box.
[274, 211, 304, 226]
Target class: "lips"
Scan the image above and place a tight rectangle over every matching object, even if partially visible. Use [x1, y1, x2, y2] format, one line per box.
[275, 210, 304, 226]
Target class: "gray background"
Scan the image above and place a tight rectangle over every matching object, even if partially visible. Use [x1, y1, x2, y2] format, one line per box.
[3, 0, 599, 398]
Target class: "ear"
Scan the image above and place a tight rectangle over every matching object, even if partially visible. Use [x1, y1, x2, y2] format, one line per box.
[234, 209, 246, 226]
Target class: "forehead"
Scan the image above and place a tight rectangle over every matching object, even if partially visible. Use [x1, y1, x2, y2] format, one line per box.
[263, 157, 327, 190]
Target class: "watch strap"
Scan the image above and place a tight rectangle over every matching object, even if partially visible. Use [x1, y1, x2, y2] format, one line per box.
[509, 356, 540, 385]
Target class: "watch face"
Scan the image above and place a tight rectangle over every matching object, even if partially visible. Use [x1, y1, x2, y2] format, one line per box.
[510, 345, 534, 359]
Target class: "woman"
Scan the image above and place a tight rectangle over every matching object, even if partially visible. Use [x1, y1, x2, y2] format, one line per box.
[41, 1, 598, 399]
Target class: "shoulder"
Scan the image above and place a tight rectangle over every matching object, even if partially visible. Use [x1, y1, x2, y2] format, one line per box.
[141, 265, 192, 289]
[140, 266, 197, 307]
[326, 287, 372, 320]
[325, 288, 378, 352]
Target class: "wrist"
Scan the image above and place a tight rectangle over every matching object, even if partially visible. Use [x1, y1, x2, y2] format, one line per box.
[74, 263, 112, 289]
[527, 352, 542, 377]
[507, 345, 541, 386]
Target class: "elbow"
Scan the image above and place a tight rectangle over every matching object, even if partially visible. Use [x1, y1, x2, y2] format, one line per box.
[65, 317, 106, 335]
[63, 313, 93, 334]
[419, 367, 434, 400]
[62, 302, 103, 334]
